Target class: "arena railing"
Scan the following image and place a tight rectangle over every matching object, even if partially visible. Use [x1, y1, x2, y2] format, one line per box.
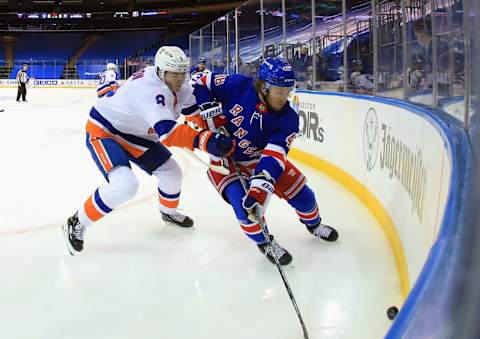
[1, 59, 125, 80]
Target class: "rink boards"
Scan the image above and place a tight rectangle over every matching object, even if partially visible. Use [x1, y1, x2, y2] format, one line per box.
[0, 78, 102, 88]
[289, 91, 451, 300]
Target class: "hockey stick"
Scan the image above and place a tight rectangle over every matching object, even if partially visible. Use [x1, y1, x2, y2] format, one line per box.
[182, 119, 231, 175]
[197, 118, 309, 337]
[229, 157, 309, 339]
[183, 149, 230, 175]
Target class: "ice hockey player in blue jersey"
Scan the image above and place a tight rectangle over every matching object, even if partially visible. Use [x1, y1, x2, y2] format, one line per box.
[187, 57, 339, 265]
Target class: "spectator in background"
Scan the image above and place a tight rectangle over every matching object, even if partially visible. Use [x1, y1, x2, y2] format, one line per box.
[292, 46, 312, 85]
[350, 71, 374, 94]
[300, 65, 315, 90]
[358, 42, 372, 75]
[294, 46, 312, 73]
[413, 19, 433, 62]
[410, 17, 449, 90]
[410, 18, 433, 89]
[16, 64, 29, 103]
[349, 59, 373, 94]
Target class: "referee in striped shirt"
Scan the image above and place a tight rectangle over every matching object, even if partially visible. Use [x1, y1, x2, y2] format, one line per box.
[16, 64, 29, 102]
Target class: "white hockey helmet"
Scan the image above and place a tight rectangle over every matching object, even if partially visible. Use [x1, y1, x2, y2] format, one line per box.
[155, 46, 189, 80]
[107, 63, 117, 71]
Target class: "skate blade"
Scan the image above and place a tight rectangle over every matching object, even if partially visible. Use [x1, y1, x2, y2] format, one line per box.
[62, 223, 77, 256]
[163, 220, 195, 229]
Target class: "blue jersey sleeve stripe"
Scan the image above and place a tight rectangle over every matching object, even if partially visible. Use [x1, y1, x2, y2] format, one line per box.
[157, 187, 180, 199]
[97, 83, 111, 92]
[153, 120, 177, 138]
[182, 104, 199, 116]
[94, 188, 112, 213]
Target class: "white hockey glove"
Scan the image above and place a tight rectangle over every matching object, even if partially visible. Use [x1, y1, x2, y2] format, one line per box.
[199, 102, 223, 120]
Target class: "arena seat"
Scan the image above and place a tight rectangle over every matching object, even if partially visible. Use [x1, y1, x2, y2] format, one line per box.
[80, 31, 163, 60]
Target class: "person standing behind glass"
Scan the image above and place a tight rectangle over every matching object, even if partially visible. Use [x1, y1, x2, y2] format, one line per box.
[292, 46, 312, 87]
[16, 64, 29, 102]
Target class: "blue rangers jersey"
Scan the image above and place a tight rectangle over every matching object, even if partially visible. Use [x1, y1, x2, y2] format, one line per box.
[190, 72, 299, 182]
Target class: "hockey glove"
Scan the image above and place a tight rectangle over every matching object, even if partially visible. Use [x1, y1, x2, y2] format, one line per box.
[199, 102, 228, 129]
[185, 114, 207, 130]
[193, 129, 235, 157]
[242, 171, 275, 221]
[199, 102, 223, 120]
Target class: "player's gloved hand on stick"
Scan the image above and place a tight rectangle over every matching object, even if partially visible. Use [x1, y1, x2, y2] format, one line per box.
[242, 171, 275, 221]
[194, 129, 235, 157]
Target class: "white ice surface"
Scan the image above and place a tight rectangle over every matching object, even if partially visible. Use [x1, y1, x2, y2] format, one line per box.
[0, 88, 402, 339]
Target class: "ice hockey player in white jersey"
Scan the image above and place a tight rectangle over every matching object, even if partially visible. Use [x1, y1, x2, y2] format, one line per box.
[62, 46, 235, 255]
[96, 63, 118, 98]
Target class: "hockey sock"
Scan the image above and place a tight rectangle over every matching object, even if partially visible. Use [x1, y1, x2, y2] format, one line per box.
[157, 188, 180, 214]
[152, 158, 182, 215]
[77, 166, 139, 226]
[287, 185, 321, 226]
[239, 219, 269, 244]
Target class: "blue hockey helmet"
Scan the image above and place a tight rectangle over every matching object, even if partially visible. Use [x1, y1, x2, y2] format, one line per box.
[257, 57, 295, 88]
[198, 57, 206, 64]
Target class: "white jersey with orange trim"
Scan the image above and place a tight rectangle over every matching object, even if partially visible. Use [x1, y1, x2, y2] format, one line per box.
[89, 66, 199, 156]
[97, 69, 118, 98]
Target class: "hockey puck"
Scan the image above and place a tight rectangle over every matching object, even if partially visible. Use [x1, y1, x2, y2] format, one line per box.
[387, 306, 398, 320]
